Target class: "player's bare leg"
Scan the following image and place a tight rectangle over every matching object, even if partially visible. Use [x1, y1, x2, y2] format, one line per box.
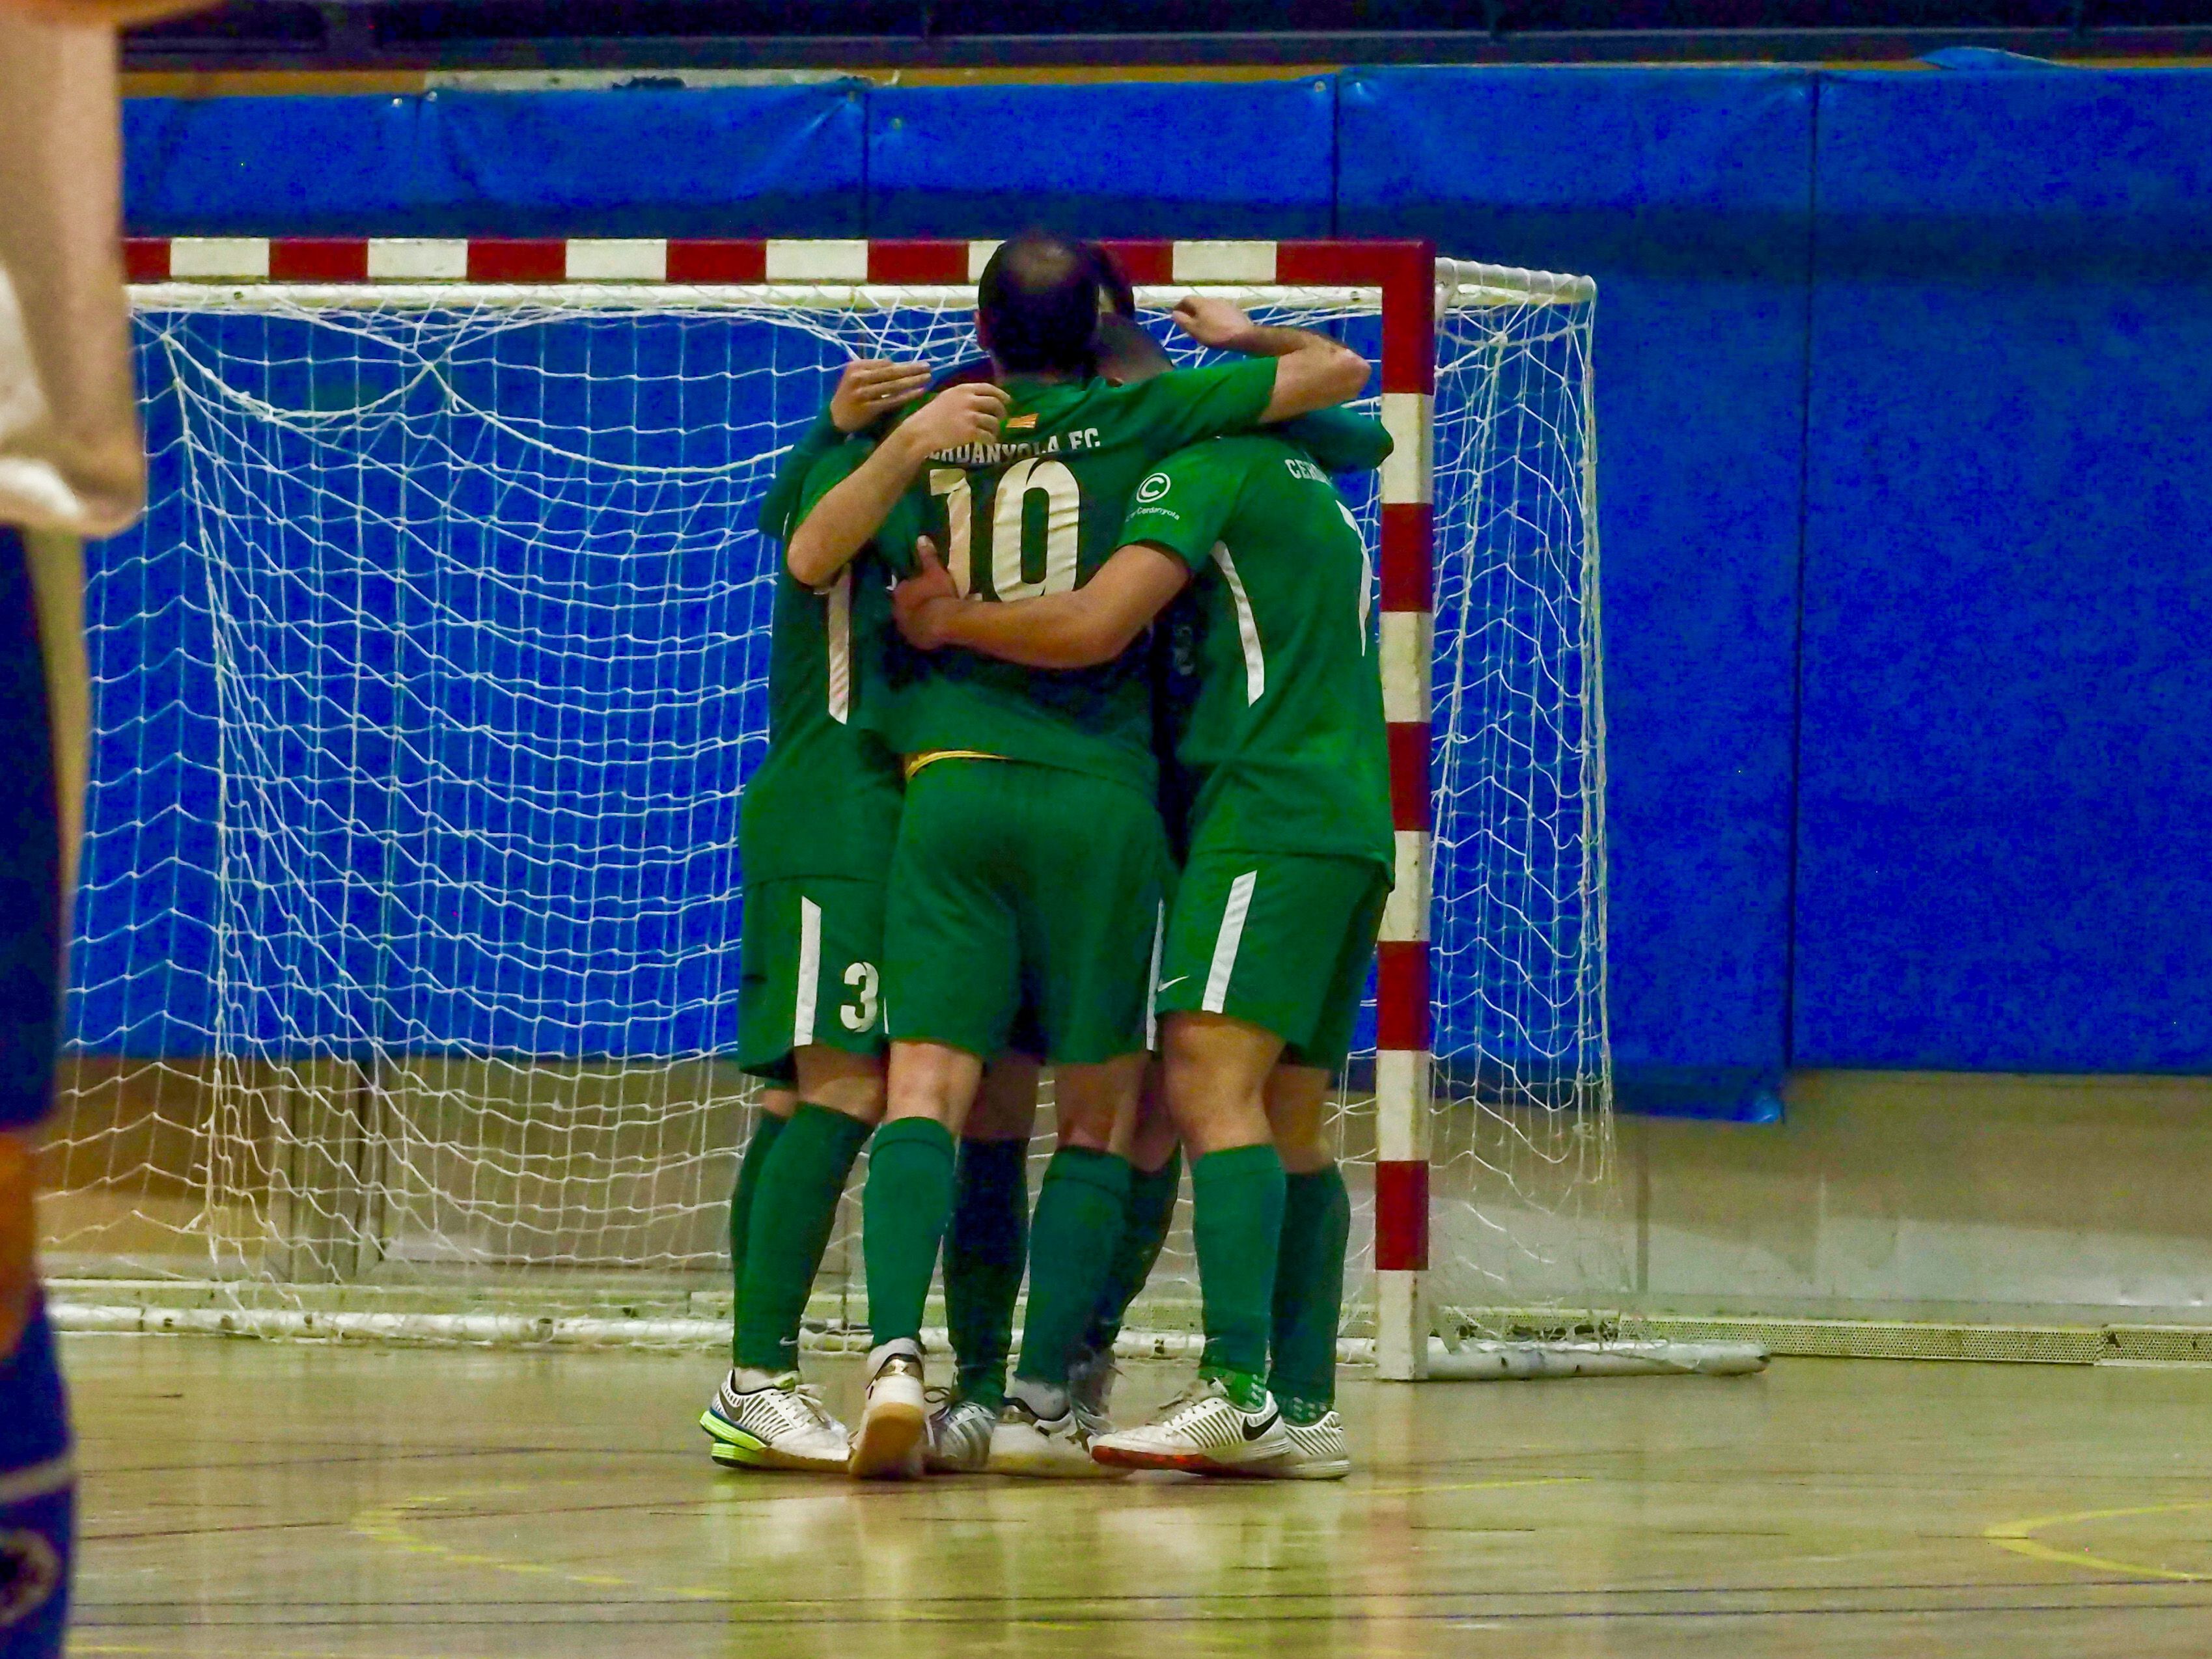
[993, 1054, 1142, 1476]
[1258, 1063, 1351, 1478]
[704, 1049, 882, 1472]
[849, 1039, 983, 1476]
[930, 1054, 1040, 1472]
[1091, 1014, 1291, 1473]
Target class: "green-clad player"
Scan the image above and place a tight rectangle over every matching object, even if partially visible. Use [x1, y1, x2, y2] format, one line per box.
[893, 413, 1393, 1481]
[697, 355, 1010, 1474]
[789, 230, 1370, 1479]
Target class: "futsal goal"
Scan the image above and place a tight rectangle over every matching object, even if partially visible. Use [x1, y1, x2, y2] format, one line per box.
[41, 236, 1758, 1381]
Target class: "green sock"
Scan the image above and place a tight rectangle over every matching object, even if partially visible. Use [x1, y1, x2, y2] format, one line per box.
[734, 1103, 874, 1373]
[861, 1117, 958, 1348]
[726, 1108, 788, 1360]
[1270, 1164, 1350, 1411]
[1012, 1147, 1131, 1393]
[1085, 1147, 1182, 1355]
[1191, 1143, 1286, 1384]
[946, 1137, 1029, 1410]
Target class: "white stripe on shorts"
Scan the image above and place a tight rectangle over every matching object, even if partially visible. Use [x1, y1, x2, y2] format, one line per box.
[1202, 871, 1258, 1015]
[1145, 899, 1165, 1049]
[794, 896, 822, 1049]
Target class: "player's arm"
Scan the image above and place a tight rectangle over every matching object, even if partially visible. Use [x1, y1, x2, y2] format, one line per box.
[786, 381, 1009, 588]
[896, 538, 1189, 669]
[756, 360, 932, 544]
[1277, 407, 1393, 473]
[1172, 296, 1370, 424]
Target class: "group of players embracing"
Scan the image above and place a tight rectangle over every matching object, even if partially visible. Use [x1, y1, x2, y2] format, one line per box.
[700, 228, 1395, 1483]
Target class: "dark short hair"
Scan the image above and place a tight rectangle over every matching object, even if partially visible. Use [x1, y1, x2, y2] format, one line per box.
[1096, 315, 1171, 385]
[978, 230, 1101, 376]
[1083, 241, 1137, 322]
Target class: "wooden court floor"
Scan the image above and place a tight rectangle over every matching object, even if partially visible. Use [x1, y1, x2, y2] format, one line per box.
[56, 1333, 2212, 1657]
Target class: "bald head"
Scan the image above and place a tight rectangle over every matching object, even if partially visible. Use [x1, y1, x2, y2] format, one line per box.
[977, 230, 1101, 378]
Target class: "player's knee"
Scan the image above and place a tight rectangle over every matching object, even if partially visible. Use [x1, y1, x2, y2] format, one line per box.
[1264, 1063, 1333, 1171]
[793, 1047, 886, 1124]
[965, 1052, 1040, 1142]
[1161, 1013, 1279, 1152]
[1053, 1054, 1145, 1155]
[883, 1041, 983, 1129]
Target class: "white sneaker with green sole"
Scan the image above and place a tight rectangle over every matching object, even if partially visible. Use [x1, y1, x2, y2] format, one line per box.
[697, 1370, 849, 1473]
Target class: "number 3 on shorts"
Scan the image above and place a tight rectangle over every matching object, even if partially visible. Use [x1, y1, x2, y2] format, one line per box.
[840, 961, 880, 1032]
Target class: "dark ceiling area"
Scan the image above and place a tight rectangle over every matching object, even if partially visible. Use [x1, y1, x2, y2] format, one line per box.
[123, 1, 2212, 70]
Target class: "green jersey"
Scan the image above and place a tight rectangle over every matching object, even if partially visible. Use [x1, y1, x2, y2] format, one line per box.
[1119, 433, 1393, 868]
[740, 441, 910, 883]
[866, 357, 1280, 793]
[755, 405, 844, 545]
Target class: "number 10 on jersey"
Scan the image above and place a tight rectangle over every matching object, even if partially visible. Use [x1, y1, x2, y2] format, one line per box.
[929, 463, 1082, 601]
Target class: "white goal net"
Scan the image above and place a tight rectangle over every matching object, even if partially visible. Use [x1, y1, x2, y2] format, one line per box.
[43, 258, 1627, 1360]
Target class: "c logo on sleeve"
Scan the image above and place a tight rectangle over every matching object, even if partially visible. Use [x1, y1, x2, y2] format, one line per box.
[1134, 472, 1170, 504]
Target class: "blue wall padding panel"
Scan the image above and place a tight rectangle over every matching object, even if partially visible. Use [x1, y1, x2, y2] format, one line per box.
[1340, 68, 1814, 1118]
[1797, 71, 2212, 1071]
[125, 85, 867, 237]
[126, 94, 423, 233]
[868, 79, 1336, 238]
[415, 87, 866, 236]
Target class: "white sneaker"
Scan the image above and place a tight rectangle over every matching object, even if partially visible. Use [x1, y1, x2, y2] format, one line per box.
[697, 1369, 850, 1472]
[988, 1396, 1126, 1479]
[1254, 1408, 1351, 1480]
[1068, 1345, 1118, 1439]
[923, 1391, 997, 1474]
[1089, 1376, 1291, 1475]
[848, 1341, 928, 1479]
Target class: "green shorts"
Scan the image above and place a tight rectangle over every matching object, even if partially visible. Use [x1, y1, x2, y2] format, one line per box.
[885, 759, 1168, 1066]
[1155, 847, 1390, 1073]
[735, 876, 887, 1082]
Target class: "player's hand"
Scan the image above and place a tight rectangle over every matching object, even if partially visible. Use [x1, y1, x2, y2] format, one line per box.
[892, 537, 965, 650]
[829, 359, 933, 433]
[896, 382, 1012, 458]
[1171, 295, 1258, 351]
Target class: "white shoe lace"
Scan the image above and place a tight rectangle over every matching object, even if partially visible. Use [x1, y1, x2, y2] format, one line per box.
[743, 1377, 837, 1436]
[1155, 1376, 1234, 1432]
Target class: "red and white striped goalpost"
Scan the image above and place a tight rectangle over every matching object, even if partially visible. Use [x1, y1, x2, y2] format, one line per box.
[115, 236, 1441, 1371]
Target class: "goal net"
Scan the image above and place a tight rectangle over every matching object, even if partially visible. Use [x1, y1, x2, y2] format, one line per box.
[44, 242, 1642, 1368]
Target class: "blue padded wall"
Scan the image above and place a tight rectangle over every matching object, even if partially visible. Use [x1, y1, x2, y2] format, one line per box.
[1340, 68, 1815, 1117]
[126, 93, 423, 232]
[126, 85, 867, 236]
[106, 70, 2212, 1096]
[1797, 69, 2212, 1072]
[869, 79, 1336, 238]
[415, 86, 866, 237]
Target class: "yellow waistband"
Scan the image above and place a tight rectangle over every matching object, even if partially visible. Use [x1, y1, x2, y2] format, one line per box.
[904, 749, 1007, 780]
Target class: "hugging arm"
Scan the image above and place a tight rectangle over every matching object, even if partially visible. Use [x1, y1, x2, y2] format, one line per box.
[894, 540, 1189, 670]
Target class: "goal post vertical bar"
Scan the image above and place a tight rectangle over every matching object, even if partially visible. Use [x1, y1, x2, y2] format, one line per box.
[1372, 243, 1436, 1382]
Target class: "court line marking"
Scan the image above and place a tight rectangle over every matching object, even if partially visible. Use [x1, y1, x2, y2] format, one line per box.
[351, 1474, 1595, 1603]
[1986, 1500, 2212, 1583]
[1359, 1475, 1590, 1500]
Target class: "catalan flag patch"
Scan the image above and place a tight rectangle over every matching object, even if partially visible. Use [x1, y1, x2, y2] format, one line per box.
[1004, 413, 1038, 430]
